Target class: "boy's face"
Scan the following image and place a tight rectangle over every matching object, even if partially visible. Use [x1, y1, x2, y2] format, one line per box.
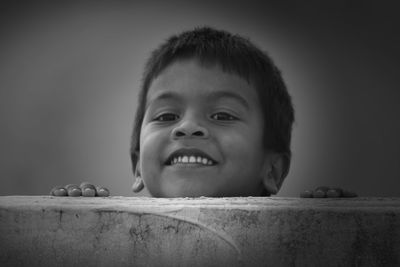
[139, 59, 269, 197]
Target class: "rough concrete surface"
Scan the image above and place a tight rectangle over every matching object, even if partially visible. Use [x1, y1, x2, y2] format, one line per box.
[0, 196, 399, 267]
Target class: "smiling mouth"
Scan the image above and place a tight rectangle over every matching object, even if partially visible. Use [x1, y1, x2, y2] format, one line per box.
[165, 148, 217, 166]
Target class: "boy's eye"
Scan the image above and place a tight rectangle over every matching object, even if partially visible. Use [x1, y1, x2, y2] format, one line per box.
[211, 112, 238, 121]
[154, 113, 179, 122]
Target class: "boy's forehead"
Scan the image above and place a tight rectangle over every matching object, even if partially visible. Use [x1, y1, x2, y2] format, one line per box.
[146, 59, 257, 105]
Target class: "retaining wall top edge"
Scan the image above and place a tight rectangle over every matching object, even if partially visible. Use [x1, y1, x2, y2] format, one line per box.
[1, 196, 400, 212]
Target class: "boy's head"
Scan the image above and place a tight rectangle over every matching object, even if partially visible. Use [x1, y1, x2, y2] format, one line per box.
[130, 27, 294, 197]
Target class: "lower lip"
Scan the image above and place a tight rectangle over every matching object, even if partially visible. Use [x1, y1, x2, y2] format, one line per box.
[166, 163, 215, 168]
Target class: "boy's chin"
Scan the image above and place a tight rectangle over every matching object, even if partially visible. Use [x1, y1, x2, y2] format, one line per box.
[146, 174, 264, 197]
[150, 184, 256, 198]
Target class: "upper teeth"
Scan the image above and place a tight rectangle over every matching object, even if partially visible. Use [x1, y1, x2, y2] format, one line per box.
[171, 155, 213, 165]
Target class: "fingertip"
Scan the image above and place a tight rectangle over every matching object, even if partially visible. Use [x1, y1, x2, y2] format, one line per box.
[69, 188, 82, 197]
[96, 187, 110, 197]
[82, 188, 96, 197]
[50, 186, 67, 196]
[327, 189, 342, 198]
[315, 186, 330, 193]
[80, 182, 95, 189]
[313, 190, 326, 198]
[80, 182, 96, 197]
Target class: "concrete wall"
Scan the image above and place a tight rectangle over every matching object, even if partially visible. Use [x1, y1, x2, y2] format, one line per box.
[1, 196, 400, 266]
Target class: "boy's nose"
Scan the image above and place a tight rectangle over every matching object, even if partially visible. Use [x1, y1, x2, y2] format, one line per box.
[171, 120, 209, 139]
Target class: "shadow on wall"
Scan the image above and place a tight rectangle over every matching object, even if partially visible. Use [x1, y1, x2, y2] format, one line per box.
[0, 1, 399, 197]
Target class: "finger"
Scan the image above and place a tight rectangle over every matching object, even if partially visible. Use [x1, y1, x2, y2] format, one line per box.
[300, 190, 313, 198]
[315, 186, 330, 193]
[313, 189, 327, 198]
[326, 188, 342, 198]
[65, 184, 82, 197]
[50, 186, 67, 196]
[314, 186, 332, 198]
[80, 182, 96, 197]
[96, 186, 110, 197]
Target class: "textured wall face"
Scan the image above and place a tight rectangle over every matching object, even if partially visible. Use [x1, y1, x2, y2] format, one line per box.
[1, 1, 400, 197]
[1, 196, 400, 266]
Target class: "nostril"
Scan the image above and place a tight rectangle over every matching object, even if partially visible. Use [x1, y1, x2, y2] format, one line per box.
[171, 124, 209, 139]
[192, 131, 204, 137]
[175, 131, 186, 137]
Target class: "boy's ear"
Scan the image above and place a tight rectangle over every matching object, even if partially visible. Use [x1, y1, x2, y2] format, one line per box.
[262, 152, 290, 195]
[132, 154, 144, 193]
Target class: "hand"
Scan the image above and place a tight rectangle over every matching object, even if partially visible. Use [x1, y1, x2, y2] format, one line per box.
[50, 182, 110, 197]
[300, 186, 357, 198]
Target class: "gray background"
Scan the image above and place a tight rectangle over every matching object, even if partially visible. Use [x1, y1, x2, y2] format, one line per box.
[1, 1, 399, 197]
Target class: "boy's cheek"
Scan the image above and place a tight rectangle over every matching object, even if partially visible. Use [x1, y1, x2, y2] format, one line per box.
[140, 126, 159, 143]
[140, 128, 168, 155]
[140, 163, 163, 196]
[218, 131, 257, 153]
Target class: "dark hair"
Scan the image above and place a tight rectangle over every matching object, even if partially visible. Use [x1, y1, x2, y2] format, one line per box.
[130, 26, 294, 175]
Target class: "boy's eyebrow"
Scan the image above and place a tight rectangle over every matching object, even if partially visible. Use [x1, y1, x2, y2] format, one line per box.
[146, 92, 183, 109]
[146, 91, 250, 110]
[207, 91, 250, 110]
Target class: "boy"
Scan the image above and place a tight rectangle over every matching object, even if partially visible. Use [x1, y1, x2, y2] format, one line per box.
[51, 27, 354, 198]
[129, 27, 293, 197]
